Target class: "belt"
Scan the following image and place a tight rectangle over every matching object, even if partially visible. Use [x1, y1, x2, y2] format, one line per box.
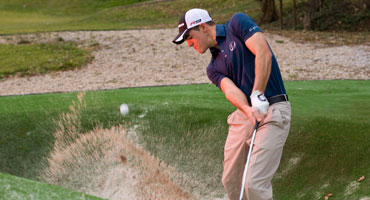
[267, 94, 289, 105]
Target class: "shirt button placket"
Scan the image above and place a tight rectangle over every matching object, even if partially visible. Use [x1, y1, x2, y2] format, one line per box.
[221, 49, 227, 58]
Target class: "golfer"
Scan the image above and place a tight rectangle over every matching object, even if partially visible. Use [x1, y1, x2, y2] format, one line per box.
[173, 8, 291, 200]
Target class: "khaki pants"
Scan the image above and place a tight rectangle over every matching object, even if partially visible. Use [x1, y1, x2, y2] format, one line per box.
[222, 102, 291, 200]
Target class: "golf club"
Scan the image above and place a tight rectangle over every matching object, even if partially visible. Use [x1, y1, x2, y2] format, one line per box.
[239, 121, 259, 200]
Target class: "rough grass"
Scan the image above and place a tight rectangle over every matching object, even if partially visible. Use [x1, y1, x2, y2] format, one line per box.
[0, 41, 93, 78]
[0, 0, 260, 34]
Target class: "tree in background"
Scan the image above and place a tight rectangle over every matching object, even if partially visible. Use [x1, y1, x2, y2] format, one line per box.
[255, 0, 368, 30]
[303, 0, 324, 30]
[302, 0, 369, 31]
[257, 0, 278, 23]
[364, 0, 370, 8]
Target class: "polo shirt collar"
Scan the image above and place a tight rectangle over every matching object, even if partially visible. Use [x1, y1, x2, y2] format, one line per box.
[216, 24, 226, 40]
[210, 24, 226, 56]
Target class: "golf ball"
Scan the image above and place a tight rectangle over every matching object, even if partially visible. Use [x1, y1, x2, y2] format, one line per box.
[120, 104, 129, 116]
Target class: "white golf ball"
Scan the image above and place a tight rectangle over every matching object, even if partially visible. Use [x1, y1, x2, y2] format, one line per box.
[120, 104, 129, 116]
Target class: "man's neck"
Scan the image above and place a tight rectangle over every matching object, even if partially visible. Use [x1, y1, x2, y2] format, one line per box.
[210, 25, 218, 48]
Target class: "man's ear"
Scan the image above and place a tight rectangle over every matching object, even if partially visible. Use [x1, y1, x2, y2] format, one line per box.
[199, 23, 207, 32]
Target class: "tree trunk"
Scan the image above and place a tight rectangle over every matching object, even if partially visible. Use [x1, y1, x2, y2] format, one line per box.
[259, 0, 278, 23]
[279, 0, 283, 29]
[303, 0, 321, 30]
[363, 0, 370, 8]
[293, 0, 297, 29]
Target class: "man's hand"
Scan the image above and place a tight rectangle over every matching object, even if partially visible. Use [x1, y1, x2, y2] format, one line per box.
[241, 105, 264, 124]
[250, 90, 269, 115]
[220, 78, 266, 124]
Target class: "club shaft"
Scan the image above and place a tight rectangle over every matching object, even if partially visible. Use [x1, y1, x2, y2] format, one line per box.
[239, 122, 259, 200]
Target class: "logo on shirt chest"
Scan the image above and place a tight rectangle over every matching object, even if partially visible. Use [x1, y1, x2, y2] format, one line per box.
[229, 41, 236, 51]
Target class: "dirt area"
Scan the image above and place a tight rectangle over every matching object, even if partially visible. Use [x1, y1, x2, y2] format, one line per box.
[0, 28, 369, 96]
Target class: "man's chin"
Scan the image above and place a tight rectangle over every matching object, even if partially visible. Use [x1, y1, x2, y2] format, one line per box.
[198, 49, 207, 54]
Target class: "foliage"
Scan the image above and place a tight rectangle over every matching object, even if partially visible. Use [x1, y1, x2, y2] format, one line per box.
[312, 0, 370, 31]
[278, 0, 370, 31]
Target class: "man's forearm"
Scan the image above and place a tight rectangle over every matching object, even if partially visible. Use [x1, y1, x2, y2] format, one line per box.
[225, 88, 251, 113]
[220, 78, 253, 116]
[221, 78, 250, 110]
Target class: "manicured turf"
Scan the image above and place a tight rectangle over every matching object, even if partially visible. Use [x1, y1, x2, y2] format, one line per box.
[0, 80, 369, 199]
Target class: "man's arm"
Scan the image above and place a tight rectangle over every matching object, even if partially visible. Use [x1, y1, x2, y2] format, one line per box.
[220, 77, 264, 123]
[245, 32, 272, 93]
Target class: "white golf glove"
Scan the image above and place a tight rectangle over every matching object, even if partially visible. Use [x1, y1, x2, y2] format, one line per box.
[250, 90, 269, 114]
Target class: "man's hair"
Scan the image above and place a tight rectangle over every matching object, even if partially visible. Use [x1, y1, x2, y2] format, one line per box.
[184, 21, 215, 40]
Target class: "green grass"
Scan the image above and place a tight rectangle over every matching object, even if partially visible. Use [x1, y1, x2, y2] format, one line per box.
[0, 0, 261, 34]
[0, 172, 102, 200]
[0, 80, 369, 199]
[0, 41, 93, 78]
[1, 0, 367, 35]
[275, 80, 370, 199]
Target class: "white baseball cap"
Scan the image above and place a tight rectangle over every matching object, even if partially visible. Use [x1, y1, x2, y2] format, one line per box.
[172, 8, 213, 44]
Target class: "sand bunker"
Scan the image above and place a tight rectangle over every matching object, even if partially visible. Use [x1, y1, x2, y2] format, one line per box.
[39, 93, 195, 200]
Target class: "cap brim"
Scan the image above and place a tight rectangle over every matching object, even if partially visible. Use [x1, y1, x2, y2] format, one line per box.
[172, 29, 189, 44]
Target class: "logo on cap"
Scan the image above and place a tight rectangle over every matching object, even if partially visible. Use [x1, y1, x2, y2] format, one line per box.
[190, 19, 202, 26]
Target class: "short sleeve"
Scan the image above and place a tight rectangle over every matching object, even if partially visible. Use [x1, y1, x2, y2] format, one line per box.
[229, 13, 262, 42]
[207, 62, 226, 88]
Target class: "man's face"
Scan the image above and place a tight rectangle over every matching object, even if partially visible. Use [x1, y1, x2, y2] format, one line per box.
[185, 28, 209, 54]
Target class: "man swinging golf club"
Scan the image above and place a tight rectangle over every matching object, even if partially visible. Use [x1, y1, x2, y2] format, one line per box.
[173, 9, 291, 200]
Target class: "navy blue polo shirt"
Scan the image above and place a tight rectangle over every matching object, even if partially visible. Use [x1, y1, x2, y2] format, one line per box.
[206, 13, 286, 104]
